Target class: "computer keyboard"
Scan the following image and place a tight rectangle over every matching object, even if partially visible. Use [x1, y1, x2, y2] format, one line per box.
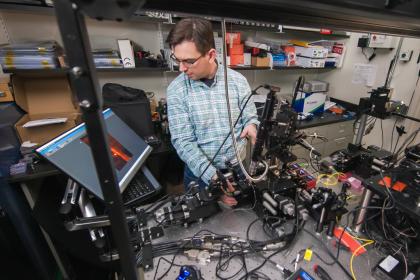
[123, 166, 160, 207]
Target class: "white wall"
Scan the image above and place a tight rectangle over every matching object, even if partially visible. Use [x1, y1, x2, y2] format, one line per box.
[318, 33, 420, 151]
[0, 10, 325, 98]
[1, 10, 419, 151]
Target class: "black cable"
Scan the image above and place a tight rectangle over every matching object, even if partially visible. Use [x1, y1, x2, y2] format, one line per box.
[393, 135, 401, 154]
[241, 217, 296, 280]
[380, 120, 384, 149]
[334, 178, 396, 274]
[143, 194, 170, 213]
[302, 228, 352, 279]
[197, 91, 256, 183]
[390, 119, 397, 152]
[392, 128, 420, 163]
[238, 243, 291, 280]
[361, 48, 370, 61]
[216, 242, 248, 280]
[152, 256, 183, 280]
[313, 251, 336, 266]
[385, 58, 395, 87]
[173, 91, 256, 208]
[241, 240, 249, 279]
[154, 229, 225, 280]
[248, 271, 271, 280]
[407, 71, 420, 109]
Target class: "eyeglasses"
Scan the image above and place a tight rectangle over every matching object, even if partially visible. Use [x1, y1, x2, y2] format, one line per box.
[170, 53, 204, 67]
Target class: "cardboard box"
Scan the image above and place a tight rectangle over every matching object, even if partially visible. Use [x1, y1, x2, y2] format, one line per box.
[12, 75, 80, 145]
[251, 56, 270, 67]
[0, 78, 14, 102]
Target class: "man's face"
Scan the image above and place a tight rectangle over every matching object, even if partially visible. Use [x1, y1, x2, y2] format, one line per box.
[172, 41, 216, 80]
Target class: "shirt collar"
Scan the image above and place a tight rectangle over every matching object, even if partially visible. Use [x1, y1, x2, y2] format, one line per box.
[186, 63, 223, 89]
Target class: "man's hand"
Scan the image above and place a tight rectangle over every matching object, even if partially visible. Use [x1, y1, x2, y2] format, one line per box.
[220, 180, 237, 206]
[212, 173, 237, 206]
[240, 124, 257, 145]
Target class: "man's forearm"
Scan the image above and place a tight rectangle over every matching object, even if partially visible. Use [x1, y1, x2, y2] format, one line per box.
[172, 139, 217, 184]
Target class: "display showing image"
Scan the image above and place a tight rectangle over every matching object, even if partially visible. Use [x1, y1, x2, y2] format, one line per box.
[81, 134, 132, 170]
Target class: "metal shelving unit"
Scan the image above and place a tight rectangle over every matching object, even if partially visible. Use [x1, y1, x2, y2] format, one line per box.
[2, 67, 170, 75]
[3, 65, 337, 75]
[0, 3, 350, 38]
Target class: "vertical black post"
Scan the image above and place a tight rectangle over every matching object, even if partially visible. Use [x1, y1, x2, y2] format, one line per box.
[53, 1, 138, 279]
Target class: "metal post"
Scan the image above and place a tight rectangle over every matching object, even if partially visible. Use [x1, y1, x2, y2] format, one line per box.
[385, 37, 404, 88]
[352, 188, 373, 234]
[53, 1, 138, 279]
[354, 114, 368, 145]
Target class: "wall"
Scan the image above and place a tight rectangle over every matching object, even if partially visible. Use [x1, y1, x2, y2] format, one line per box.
[318, 33, 420, 151]
[0, 10, 326, 98]
[1, 10, 419, 152]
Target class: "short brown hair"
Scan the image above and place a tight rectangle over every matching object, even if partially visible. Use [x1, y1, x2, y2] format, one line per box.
[166, 18, 215, 55]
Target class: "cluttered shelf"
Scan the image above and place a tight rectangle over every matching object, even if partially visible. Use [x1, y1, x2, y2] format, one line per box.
[216, 21, 350, 38]
[3, 65, 337, 75]
[2, 67, 171, 75]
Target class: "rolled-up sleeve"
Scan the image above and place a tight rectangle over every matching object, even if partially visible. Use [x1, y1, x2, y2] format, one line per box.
[167, 84, 217, 184]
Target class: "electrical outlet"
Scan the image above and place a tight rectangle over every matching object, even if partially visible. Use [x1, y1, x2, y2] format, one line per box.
[399, 51, 413, 62]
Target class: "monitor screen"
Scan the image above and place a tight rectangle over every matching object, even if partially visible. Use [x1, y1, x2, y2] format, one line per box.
[36, 108, 152, 200]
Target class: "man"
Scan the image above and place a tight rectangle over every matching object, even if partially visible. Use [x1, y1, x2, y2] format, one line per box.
[166, 18, 259, 206]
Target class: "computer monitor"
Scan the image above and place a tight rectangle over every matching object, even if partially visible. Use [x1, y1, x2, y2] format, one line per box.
[36, 108, 152, 200]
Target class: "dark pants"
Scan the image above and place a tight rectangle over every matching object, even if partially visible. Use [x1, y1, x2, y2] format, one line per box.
[183, 165, 207, 191]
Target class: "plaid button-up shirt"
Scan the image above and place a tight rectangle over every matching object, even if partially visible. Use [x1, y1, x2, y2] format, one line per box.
[167, 66, 259, 184]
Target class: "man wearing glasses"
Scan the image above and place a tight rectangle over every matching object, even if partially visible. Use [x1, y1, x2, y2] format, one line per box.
[166, 18, 259, 206]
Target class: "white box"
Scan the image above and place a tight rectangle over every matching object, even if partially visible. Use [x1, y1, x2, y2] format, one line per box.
[332, 44, 346, 68]
[217, 54, 226, 65]
[368, 34, 398, 48]
[296, 56, 325, 68]
[243, 53, 251, 66]
[295, 46, 328, 58]
[293, 91, 327, 114]
[303, 80, 329, 93]
[117, 39, 135, 68]
[214, 37, 223, 54]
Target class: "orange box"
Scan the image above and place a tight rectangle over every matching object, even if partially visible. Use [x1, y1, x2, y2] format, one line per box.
[229, 54, 244, 66]
[228, 44, 244, 55]
[226, 32, 241, 45]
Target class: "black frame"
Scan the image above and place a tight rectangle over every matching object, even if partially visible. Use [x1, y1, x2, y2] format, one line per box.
[53, 1, 138, 279]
